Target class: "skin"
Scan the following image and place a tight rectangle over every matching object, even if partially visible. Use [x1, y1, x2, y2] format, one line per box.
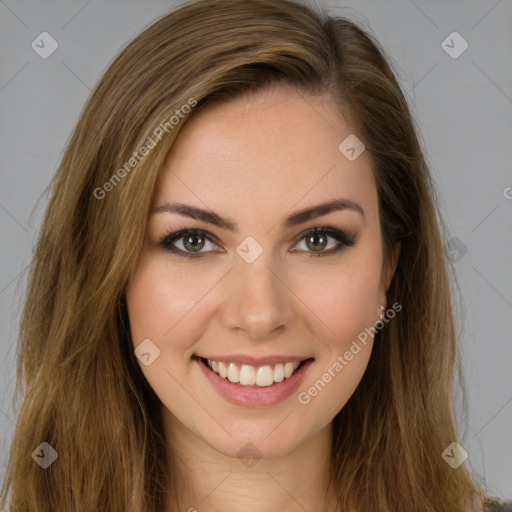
[125, 84, 400, 512]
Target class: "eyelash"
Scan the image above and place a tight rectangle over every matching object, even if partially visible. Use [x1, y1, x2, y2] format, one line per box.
[158, 226, 357, 259]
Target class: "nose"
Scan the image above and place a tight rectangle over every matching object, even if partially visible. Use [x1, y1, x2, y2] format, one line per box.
[219, 255, 294, 340]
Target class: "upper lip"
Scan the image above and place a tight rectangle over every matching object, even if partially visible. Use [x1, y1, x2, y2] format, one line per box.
[195, 354, 314, 366]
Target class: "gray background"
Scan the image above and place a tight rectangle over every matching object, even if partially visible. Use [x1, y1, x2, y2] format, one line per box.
[1, 0, 511, 502]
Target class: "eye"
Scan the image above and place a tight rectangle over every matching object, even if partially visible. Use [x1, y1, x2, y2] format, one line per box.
[158, 226, 356, 258]
[291, 226, 356, 257]
[158, 228, 220, 258]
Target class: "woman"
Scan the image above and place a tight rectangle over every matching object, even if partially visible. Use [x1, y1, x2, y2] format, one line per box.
[0, 0, 501, 510]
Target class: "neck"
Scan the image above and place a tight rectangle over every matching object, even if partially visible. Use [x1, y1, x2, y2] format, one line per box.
[162, 411, 338, 512]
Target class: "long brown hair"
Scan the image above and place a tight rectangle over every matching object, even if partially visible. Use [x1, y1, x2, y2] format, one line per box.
[1, 0, 486, 510]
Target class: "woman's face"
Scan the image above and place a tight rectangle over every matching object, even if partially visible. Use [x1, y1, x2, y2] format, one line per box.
[125, 85, 396, 460]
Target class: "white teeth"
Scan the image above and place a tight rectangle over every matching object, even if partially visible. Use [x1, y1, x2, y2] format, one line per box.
[203, 358, 305, 387]
[283, 362, 294, 378]
[218, 361, 228, 378]
[273, 363, 284, 382]
[239, 365, 256, 386]
[256, 365, 274, 387]
[227, 362, 239, 383]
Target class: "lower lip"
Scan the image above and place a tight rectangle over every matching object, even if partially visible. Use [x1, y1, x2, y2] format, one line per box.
[195, 357, 314, 407]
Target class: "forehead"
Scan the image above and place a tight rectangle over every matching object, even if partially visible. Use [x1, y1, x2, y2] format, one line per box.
[153, 86, 377, 223]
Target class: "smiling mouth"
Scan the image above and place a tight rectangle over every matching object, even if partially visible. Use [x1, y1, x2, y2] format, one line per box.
[198, 357, 313, 387]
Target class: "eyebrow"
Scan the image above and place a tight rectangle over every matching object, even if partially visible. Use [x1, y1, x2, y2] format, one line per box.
[152, 198, 365, 230]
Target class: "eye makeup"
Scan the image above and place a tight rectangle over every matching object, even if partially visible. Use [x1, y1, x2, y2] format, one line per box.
[157, 225, 357, 259]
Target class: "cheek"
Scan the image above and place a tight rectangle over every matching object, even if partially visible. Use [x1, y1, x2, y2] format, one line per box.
[294, 257, 382, 345]
[125, 255, 215, 348]
[292, 255, 381, 415]
[124, 256, 211, 409]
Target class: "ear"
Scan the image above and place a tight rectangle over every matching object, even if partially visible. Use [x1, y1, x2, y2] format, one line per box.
[380, 241, 401, 304]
